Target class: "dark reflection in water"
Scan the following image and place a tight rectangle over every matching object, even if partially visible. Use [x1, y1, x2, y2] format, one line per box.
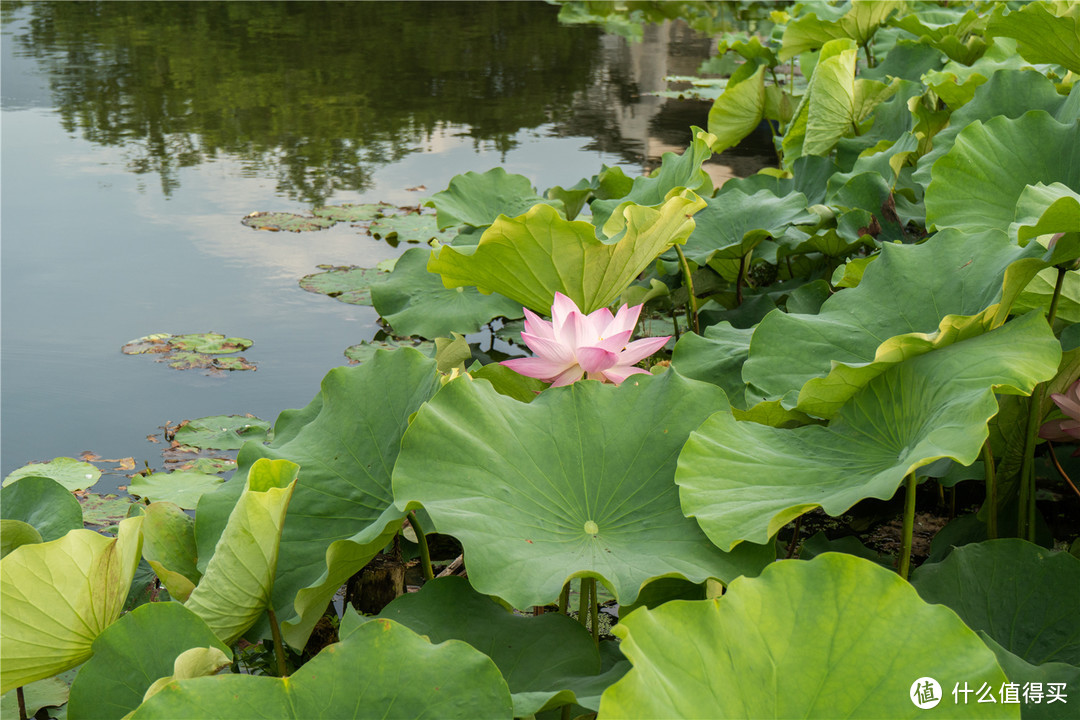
[4, 1, 632, 203]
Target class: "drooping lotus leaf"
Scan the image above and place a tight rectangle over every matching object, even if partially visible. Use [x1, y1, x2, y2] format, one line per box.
[743, 228, 1049, 409]
[343, 337, 435, 364]
[677, 312, 1060, 551]
[0, 520, 41, 559]
[373, 576, 624, 716]
[67, 602, 229, 720]
[139, 502, 201, 601]
[670, 322, 754, 410]
[1011, 183, 1080, 246]
[129, 619, 514, 720]
[240, 212, 336, 232]
[371, 247, 523, 338]
[912, 69, 1074, 189]
[976, 634, 1080, 720]
[393, 370, 774, 609]
[368, 213, 458, 245]
[173, 414, 271, 451]
[911, 539, 1080, 667]
[599, 553, 1014, 719]
[889, 6, 988, 64]
[3, 457, 100, 491]
[987, 1, 1080, 74]
[0, 516, 143, 693]
[427, 190, 706, 314]
[679, 188, 815, 265]
[779, 1, 904, 60]
[925, 112, 1080, 234]
[299, 265, 385, 306]
[589, 129, 713, 230]
[1014, 267, 1080, 327]
[185, 459, 297, 646]
[424, 167, 557, 230]
[195, 349, 441, 649]
[0, 476, 82, 541]
[128, 471, 225, 510]
[706, 63, 765, 155]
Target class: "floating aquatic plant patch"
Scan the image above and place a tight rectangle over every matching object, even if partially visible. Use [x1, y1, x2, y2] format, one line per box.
[121, 333, 256, 373]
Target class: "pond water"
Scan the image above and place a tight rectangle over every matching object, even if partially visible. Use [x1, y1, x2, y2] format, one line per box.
[1, 1, 771, 485]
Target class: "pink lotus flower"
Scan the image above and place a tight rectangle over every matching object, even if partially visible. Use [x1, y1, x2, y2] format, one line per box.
[501, 293, 669, 386]
[1039, 379, 1080, 442]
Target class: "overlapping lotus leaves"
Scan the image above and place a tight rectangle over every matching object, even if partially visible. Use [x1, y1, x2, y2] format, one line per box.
[705, 63, 765, 155]
[0, 476, 82, 542]
[299, 265, 385, 306]
[185, 459, 297, 646]
[589, 129, 713, 229]
[139, 502, 201, 601]
[196, 349, 441, 648]
[976, 634, 1080, 720]
[911, 539, 1080, 667]
[599, 553, 1014, 719]
[890, 6, 988, 64]
[677, 311, 1060, 552]
[679, 187, 815, 265]
[129, 619, 514, 720]
[1014, 267, 1080, 327]
[371, 576, 624, 716]
[987, 1, 1080, 74]
[3, 457, 100, 491]
[428, 190, 705, 314]
[393, 371, 774, 609]
[0, 676, 68, 720]
[743, 229, 1048, 410]
[925, 112, 1080, 233]
[370, 247, 523, 338]
[1011, 182, 1080, 246]
[779, 1, 904, 60]
[67, 602, 229, 720]
[0, 521, 41, 559]
[424, 167, 559, 230]
[128, 471, 224, 510]
[0, 516, 143, 694]
[670, 322, 754, 409]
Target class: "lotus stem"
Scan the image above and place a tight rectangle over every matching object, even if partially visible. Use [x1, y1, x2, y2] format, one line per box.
[408, 511, 434, 582]
[669, 306, 681, 342]
[267, 605, 288, 677]
[736, 254, 747, 305]
[1047, 266, 1067, 327]
[590, 583, 600, 645]
[898, 473, 917, 580]
[561, 704, 572, 720]
[784, 516, 803, 559]
[17, 687, 26, 720]
[1047, 440, 1080, 500]
[558, 581, 570, 615]
[578, 578, 593, 631]
[674, 244, 700, 334]
[982, 441, 997, 540]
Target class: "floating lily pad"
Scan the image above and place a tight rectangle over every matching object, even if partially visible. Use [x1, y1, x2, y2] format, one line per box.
[128, 472, 226, 510]
[241, 212, 336, 232]
[3, 457, 101, 491]
[311, 203, 389, 223]
[122, 334, 256, 373]
[343, 337, 435, 364]
[298, 266, 386, 306]
[173, 415, 271, 451]
[174, 457, 236, 474]
[78, 492, 134, 529]
[369, 213, 459, 245]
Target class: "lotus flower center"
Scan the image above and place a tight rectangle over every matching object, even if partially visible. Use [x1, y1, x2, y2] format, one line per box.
[584, 520, 599, 535]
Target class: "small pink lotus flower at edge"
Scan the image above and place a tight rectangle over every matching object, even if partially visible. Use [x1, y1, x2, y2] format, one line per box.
[500, 292, 669, 387]
[1039, 378, 1080, 443]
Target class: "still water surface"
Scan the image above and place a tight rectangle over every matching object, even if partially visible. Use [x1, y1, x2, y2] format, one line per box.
[1, 2, 767, 483]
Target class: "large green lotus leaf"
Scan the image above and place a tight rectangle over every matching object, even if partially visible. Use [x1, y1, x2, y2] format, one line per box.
[743, 228, 1048, 408]
[922, 38, 1038, 110]
[912, 69, 1073, 189]
[988, 1, 1080, 74]
[129, 471, 224, 510]
[0, 520, 41, 559]
[706, 63, 765, 155]
[371, 247, 524, 338]
[185, 459, 297, 646]
[678, 312, 1060, 551]
[599, 553, 1014, 719]
[0, 476, 82, 542]
[427, 190, 706, 314]
[670, 322, 754, 410]
[911, 539, 1080, 667]
[889, 7, 988, 64]
[67, 602, 229, 720]
[393, 371, 774, 609]
[299, 265, 385, 306]
[130, 619, 513, 719]
[977, 634, 1080, 720]
[196, 349, 441, 649]
[0, 516, 143, 693]
[373, 576, 621, 716]
[3, 457, 100, 491]
[140, 502, 200, 602]
[589, 129, 713, 229]
[925, 112, 1080, 234]
[780, 1, 904, 60]
[424, 166, 558, 230]
[680, 188, 815, 265]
